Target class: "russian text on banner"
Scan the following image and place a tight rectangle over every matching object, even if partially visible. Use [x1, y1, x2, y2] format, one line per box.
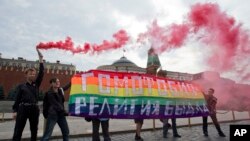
[69, 70, 209, 119]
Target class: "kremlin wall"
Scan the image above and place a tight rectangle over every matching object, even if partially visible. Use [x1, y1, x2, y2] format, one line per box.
[0, 50, 249, 111]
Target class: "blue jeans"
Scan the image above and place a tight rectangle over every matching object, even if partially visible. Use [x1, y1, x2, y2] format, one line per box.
[41, 114, 69, 141]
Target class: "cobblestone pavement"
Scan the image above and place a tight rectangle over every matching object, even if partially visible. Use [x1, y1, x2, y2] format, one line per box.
[50, 120, 250, 141]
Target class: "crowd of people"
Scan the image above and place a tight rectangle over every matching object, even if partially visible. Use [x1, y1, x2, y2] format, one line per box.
[11, 49, 226, 141]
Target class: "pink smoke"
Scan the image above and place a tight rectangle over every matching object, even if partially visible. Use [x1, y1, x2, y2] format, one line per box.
[188, 3, 247, 71]
[37, 29, 129, 54]
[138, 3, 250, 74]
[138, 20, 190, 53]
[193, 72, 250, 111]
[92, 30, 130, 53]
[37, 37, 91, 54]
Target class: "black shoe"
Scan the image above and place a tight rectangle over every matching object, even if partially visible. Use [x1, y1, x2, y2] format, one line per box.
[219, 132, 226, 137]
[204, 132, 208, 137]
[173, 134, 181, 138]
[135, 134, 144, 141]
[163, 135, 167, 138]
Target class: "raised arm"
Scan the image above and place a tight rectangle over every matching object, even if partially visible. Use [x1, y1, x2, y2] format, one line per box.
[62, 82, 71, 91]
[35, 48, 44, 87]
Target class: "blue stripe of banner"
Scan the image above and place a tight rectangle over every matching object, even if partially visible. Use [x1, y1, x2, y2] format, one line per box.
[69, 103, 209, 119]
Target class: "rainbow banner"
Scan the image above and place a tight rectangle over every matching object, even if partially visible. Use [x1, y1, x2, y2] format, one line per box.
[69, 70, 209, 119]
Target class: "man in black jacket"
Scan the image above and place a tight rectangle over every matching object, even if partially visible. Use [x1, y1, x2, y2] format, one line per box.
[202, 88, 226, 137]
[41, 78, 71, 141]
[12, 48, 44, 141]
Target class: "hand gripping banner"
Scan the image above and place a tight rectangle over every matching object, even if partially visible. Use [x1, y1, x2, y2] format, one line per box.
[69, 70, 209, 119]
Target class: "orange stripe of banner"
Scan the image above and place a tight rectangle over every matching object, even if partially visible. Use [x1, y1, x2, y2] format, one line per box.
[72, 76, 159, 88]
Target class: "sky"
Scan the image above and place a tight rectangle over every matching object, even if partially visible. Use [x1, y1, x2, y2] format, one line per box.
[1, 0, 250, 83]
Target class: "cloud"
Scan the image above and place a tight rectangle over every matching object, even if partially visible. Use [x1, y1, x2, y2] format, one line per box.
[0, 0, 250, 83]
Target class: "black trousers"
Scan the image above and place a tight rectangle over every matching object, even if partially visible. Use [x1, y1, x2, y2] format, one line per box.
[12, 105, 40, 141]
[92, 119, 111, 141]
[162, 118, 178, 136]
[202, 114, 223, 134]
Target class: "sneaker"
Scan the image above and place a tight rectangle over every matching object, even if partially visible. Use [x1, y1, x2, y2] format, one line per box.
[219, 132, 226, 137]
[204, 132, 208, 137]
[135, 134, 144, 141]
[173, 134, 181, 138]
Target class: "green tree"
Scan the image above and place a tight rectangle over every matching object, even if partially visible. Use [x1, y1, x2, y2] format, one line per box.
[0, 85, 4, 100]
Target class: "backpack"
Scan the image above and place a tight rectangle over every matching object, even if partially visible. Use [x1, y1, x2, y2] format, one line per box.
[43, 92, 49, 118]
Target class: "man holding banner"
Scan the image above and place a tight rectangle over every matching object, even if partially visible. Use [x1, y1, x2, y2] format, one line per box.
[202, 88, 226, 137]
[41, 78, 71, 141]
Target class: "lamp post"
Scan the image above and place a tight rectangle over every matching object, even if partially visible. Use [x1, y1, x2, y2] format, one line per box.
[153, 66, 162, 130]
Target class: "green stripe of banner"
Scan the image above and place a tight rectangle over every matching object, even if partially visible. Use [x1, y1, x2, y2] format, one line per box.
[69, 94, 206, 105]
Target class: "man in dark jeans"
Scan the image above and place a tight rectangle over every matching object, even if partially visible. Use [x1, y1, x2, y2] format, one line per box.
[41, 78, 71, 141]
[202, 88, 226, 137]
[12, 48, 44, 141]
[92, 118, 111, 141]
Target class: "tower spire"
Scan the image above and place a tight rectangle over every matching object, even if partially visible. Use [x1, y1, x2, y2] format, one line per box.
[146, 47, 162, 74]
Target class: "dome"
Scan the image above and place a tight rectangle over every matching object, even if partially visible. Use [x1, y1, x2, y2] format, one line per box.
[97, 56, 146, 73]
[112, 56, 137, 67]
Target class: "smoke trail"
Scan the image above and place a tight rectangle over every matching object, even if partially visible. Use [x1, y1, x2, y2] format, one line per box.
[37, 29, 129, 54]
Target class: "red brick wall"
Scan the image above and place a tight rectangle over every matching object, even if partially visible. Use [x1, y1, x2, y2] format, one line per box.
[0, 67, 74, 101]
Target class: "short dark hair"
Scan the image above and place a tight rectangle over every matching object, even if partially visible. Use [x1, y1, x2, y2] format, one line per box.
[49, 77, 58, 84]
[24, 68, 36, 74]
